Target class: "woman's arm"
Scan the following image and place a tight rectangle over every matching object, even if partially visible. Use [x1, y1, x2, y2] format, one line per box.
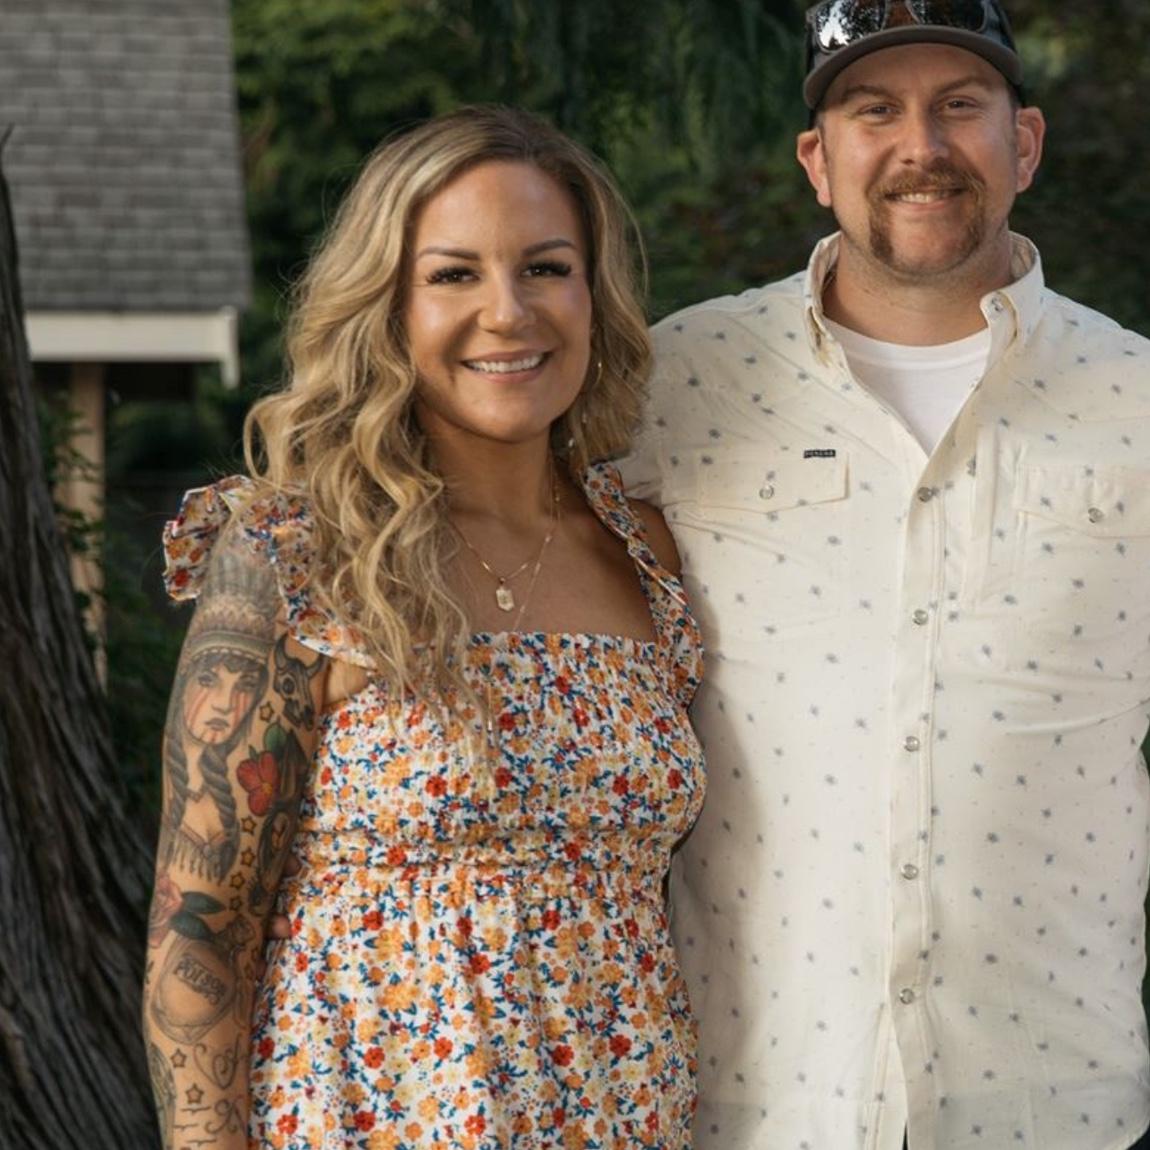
[142, 527, 327, 1148]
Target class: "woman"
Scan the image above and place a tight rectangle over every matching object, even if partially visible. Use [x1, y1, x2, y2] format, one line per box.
[143, 105, 704, 1150]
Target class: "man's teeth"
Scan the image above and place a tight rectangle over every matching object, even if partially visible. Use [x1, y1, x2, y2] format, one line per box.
[467, 354, 545, 373]
[893, 190, 956, 203]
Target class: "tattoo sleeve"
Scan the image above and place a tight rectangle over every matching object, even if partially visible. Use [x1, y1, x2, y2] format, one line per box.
[142, 525, 326, 1149]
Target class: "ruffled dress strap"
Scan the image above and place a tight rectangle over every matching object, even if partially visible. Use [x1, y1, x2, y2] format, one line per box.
[579, 461, 703, 708]
[162, 475, 376, 669]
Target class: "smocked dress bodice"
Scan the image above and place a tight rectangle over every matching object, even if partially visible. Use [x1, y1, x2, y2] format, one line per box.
[163, 464, 704, 1150]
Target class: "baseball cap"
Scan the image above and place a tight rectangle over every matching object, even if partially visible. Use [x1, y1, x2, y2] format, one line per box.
[803, 0, 1025, 110]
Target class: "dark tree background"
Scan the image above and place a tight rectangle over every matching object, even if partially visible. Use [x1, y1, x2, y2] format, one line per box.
[0, 153, 158, 1147]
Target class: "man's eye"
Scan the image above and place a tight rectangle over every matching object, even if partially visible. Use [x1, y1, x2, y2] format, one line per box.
[525, 261, 572, 278]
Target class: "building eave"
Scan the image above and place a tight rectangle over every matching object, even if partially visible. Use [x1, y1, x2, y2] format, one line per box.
[25, 308, 241, 387]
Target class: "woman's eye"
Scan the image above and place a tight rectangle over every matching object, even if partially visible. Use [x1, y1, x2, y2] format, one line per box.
[525, 260, 572, 278]
[426, 266, 475, 285]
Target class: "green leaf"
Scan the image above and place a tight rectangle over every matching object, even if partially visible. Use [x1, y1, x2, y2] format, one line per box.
[264, 721, 287, 756]
[170, 911, 214, 941]
[180, 892, 225, 915]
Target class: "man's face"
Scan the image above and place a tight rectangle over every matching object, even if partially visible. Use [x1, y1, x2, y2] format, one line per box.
[796, 43, 1045, 289]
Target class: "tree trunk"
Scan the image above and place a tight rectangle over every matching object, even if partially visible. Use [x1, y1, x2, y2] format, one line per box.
[0, 145, 159, 1148]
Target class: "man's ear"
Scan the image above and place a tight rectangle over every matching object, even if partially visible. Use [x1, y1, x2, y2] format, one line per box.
[796, 126, 833, 208]
[1014, 105, 1046, 194]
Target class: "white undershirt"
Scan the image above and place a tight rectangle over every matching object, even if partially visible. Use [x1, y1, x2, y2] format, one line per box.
[824, 318, 992, 454]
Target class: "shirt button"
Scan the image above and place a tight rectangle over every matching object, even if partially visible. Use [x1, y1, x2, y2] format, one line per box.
[912, 609, 929, 626]
[901, 863, 919, 880]
[904, 735, 921, 752]
[898, 988, 916, 1005]
[916, 487, 934, 503]
[759, 484, 775, 501]
[1087, 506, 1105, 524]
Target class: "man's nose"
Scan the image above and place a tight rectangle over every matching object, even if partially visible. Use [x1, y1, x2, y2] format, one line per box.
[898, 108, 949, 166]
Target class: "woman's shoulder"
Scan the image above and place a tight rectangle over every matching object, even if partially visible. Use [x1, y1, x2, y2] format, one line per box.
[579, 461, 681, 576]
[162, 475, 314, 602]
[163, 475, 376, 669]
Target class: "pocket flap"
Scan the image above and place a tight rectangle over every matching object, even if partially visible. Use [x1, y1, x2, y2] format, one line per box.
[666, 450, 848, 513]
[1013, 463, 1150, 538]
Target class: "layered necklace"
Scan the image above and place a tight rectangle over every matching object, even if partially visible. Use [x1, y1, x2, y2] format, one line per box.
[450, 460, 561, 630]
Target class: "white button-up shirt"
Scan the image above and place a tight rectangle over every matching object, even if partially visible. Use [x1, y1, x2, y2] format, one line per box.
[624, 234, 1150, 1150]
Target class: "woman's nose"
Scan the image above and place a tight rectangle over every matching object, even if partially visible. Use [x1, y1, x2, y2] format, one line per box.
[479, 273, 532, 333]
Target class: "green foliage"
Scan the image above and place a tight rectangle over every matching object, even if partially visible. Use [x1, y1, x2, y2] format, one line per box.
[1009, 0, 1150, 334]
[102, 498, 187, 823]
[232, 0, 484, 392]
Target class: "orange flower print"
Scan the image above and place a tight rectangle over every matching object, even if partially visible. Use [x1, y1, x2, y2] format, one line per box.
[211, 464, 703, 1148]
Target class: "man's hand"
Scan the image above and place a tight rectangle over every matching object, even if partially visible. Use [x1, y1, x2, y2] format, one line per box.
[257, 853, 299, 973]
[266, 912, 293, 941]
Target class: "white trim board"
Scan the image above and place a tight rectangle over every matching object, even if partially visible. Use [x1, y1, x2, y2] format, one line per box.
[25, 308, 241, 387]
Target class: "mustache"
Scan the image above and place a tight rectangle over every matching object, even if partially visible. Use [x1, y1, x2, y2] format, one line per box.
[875, 164, 982, 199]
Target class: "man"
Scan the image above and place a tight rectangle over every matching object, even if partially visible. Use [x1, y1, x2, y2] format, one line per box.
[623, 0, 1150, 1147]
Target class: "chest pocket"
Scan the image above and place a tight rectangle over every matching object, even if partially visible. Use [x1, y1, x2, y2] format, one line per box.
[661, 449, 850, 632]
[1010, 462, 1150, 678]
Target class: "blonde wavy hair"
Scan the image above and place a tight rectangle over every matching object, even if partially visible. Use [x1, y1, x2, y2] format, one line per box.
[244, 105, 652, 694]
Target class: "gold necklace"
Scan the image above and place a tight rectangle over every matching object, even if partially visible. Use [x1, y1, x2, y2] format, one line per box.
[451, 462, 561, 620]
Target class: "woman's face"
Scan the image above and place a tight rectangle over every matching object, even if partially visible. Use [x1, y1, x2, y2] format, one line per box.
[405, 160, 594, 452]
[181, 656, 261, 746]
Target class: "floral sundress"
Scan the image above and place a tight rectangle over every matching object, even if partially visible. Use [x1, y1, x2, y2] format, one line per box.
[163, 463, 705, 1150]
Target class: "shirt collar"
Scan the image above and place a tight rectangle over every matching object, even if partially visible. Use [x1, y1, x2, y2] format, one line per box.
[803, 231, 1047, 362]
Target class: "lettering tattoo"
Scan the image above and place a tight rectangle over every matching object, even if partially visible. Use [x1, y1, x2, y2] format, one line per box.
[150, 915, 254, 1045]
[194, 1034, 242, 1090]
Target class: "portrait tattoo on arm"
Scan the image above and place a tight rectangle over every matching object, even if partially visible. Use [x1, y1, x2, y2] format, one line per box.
[160, 547, 275, 884]
[145, 527, 327, 1148]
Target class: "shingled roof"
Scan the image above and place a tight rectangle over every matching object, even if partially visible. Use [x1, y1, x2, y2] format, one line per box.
[0, 0, 250, 313]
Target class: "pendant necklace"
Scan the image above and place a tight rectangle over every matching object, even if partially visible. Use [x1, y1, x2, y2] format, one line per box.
[451, 461, 561, 621]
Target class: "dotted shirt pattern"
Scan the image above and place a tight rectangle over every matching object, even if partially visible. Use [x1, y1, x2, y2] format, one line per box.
[623, 233, 1150, 1150]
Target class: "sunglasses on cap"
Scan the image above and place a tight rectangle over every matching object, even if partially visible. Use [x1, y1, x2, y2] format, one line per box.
[807, 0, 999, 50]
[802, 0, 1024, 109]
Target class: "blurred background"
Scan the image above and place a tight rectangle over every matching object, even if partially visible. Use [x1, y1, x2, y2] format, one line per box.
[5, 0, 1149, 833]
